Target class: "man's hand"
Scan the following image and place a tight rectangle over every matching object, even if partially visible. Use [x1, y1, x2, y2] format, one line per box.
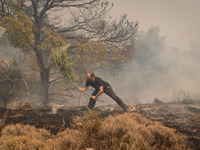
[78, 86, 88, 91]
[77, 87, 82, 91]
[91, 95, 97, 100]
[91, 86, 103, 100]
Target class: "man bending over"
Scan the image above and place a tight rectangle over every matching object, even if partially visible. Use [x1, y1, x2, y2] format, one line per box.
[78, 72, 128, 112]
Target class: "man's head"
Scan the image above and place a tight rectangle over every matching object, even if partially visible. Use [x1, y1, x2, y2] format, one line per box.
[87, 72, 95, 82]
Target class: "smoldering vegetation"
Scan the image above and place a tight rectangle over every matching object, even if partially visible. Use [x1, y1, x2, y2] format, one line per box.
[0, 110, 190, 150]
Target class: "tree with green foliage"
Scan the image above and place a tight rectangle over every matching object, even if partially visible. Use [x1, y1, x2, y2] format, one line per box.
[0, 0, 138, 105]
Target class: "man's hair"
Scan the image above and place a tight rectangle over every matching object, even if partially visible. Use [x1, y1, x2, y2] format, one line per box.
[89, 72, 95, 77]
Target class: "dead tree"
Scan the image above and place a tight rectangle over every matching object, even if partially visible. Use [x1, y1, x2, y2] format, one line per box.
[173, 89, 192, 108]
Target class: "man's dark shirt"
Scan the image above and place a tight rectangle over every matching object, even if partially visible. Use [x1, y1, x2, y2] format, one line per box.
[85, 77, 110, 91]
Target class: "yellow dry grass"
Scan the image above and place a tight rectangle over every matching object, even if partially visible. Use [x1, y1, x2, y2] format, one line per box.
[0, 111, 190, 150]
[0, 136, 47, 150]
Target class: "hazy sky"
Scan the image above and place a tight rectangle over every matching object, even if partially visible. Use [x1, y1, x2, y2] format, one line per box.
[109, 0, 200, 50]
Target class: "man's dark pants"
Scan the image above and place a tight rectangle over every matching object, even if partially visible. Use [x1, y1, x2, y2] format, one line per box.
[88, 87, 127, 111]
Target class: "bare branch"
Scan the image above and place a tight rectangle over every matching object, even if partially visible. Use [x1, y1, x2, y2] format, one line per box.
[52, 0, 99, 8]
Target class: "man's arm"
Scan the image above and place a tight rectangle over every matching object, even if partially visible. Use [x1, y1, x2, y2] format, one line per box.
[92, 86, 103, 100]
[78, 86, 88, 91]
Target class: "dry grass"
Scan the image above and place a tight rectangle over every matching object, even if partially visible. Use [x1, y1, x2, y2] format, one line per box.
[0, 136, 47, 150]
[0, 124, 50, 141]
[86, 113, 188, 150]
[51, 111, 188, 150]
[48, 129, 84, 150]
[0, 124, 50, 150]
[0, 111, 190, 150]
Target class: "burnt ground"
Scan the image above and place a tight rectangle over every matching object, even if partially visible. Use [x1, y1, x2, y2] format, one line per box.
[0, 103, 200, 150]
[0, 106, 113, 134]
[134, 103, 200, 150]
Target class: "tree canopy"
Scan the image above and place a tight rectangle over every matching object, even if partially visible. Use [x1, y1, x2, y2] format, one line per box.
[0, 0, 138, 105]
[1, 11, 34, 48]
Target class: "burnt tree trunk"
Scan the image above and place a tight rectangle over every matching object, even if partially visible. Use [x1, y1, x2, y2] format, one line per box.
[31, 0, 51, 105]
[40, 68, 50, 105]
[33, 22, 50, 105]
[32, 46, 50, 105]
[34, 45, 50, 105]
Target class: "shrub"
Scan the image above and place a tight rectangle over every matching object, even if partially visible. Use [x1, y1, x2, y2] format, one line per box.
[72, 109, 102, 136]
[51, 111, 188, 150]
[149, 125, 187, 149]
[49, 110, 102, 150]
[0, 124, 50, 144]
[0, 112, 189, 150]
[0, 136, 46, 150]
[93, 113, 188, 150]
[48, 129, 84, 150]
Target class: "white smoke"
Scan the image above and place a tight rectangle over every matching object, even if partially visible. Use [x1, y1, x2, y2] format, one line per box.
[95, 26, 200, 105]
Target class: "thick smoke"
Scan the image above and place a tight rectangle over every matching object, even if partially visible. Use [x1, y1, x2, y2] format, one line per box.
[95, 26, 200, 105]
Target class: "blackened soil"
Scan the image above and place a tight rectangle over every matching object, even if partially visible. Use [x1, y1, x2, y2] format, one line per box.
[0, 107, 119, 134]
